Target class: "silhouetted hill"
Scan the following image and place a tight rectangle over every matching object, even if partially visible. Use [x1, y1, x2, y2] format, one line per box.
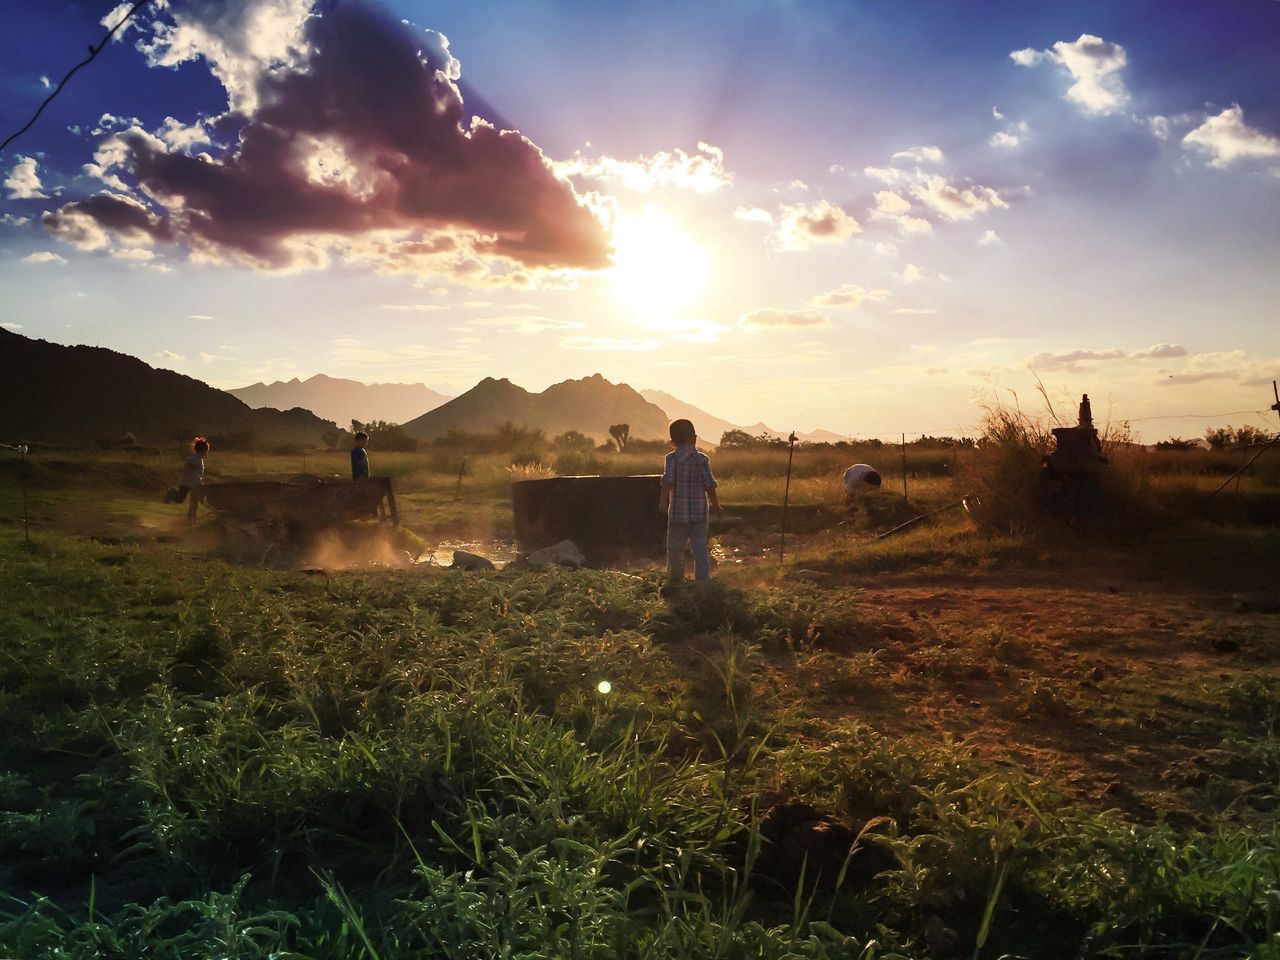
[230, 374, 451, 427]
[0, 329, 333, 446]
[402, 374, 671, 441]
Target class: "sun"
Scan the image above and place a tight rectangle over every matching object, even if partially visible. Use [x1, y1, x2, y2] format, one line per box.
[608, 209, 710, 313]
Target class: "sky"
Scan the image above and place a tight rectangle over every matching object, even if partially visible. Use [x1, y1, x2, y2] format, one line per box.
[1, 0, 1278, 440]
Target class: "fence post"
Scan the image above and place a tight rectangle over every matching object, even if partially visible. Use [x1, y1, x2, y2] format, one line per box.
[901, 433, 908, 502]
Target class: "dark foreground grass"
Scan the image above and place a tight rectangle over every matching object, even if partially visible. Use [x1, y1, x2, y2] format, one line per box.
[0, 531, 1277, 958]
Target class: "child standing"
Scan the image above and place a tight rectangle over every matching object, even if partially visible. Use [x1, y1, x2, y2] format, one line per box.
[350, 431, 370, 480]
[165, 437, 209, 503]
[659, 418, 721, 582]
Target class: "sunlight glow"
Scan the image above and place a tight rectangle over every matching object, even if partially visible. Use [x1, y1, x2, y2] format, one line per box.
[609, 210, 710, 314]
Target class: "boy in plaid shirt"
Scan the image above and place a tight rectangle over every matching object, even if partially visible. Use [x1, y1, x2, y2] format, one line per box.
[659, 418, 722, 582]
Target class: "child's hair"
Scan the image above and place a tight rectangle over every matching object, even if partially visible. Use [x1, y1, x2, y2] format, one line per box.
[669, 419, 696, 445]
[354, 431, 369, 442]
[192, 436, 209, 454]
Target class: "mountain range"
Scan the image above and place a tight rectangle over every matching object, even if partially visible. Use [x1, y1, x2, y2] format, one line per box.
[2, 328, 850, 448]
[402, 374, 673, 442]
[1, 328, 333, 446]
[231, 374, 451, 427]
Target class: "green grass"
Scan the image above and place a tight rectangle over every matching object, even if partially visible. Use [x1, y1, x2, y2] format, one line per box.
[1, 527, 1279, 958]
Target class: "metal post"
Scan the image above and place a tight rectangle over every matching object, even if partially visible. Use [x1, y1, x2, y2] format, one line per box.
[779, 432, 797, 563]
[901, 433, 908, 502]
[18, 444, 29, 543]
[454, 457, 467, 500]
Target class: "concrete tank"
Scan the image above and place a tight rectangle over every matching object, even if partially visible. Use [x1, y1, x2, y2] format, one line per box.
[511, 475, 665, 559]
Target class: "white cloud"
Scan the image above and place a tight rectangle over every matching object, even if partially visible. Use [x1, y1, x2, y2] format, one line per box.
[893, 308, 938, 316]
[733, 205, 773, 224]
[1147, 115, 1170, 141]
[555, 141, 731, 193]
[473, 316, 585, 335]
[989, 131, 1019, 149]
[910, 173, 1007, 222]
[109, 247, 157, 261]
[188, 314, 215, 320]
[891, 146, 945, 164]
[20, 251, 67, 264]
[978, 229, 1003, 246]
[770, 200, 860, 251]
[641, 316, 727, 343]
[154, 350, 186, 364]
[1027, 343, 1187, 371]
[902, 263, 923, 283]
[1182, 105, 1280, 169]
[559, 336, 660, 351]
[1012, 34, 1130, 115]
[1, 322, 24, 330]
[1158, 349, 1280, 387]
[381, 303, 448, 313]
[1, 214, 30, 226]
[738, 308, 831, 332]
[4, 156, 47, 199]
[809, 284, 889, 309]
[864, 165, 909, 185]
[871, 189, 933, 235]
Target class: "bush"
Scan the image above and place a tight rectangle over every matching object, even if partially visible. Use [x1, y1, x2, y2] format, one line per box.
[554, 449, 602, 475]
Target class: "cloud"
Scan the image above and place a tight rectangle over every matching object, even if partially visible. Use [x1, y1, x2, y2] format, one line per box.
[864, 165, 909, 185]
[892, 307, 938, 315]
[640, 316, 727, 343]
[733, 205, 773, 224]
[109, 247, 157, 261]
[1182, 105, 1280, 169]
[870, 189, 933, 235]
[1028, 343, 1187, 371]
[4, 156, 48, 199]
[154, 350, 186, 363]
[978, 229, 1003, 246]
[910, 173, 1007, 222]
[770, 200, 860, 251]
[382, 303, 448, 313]
[47, 1, 609, 279]
[1, 214, 30, 226]
[473, 315, 585, 335]
[891, 146, 945, 164]
[902, 263, 923, 283]
[809, 284, 889, 309]
[1, 322, 24, 330]
[559, 336, 660, 351]
[1012, 34, 1129, 115]
[20, 251, 67, 264]
[989, 131, 1020, 148]
[188, 314, 214, 320]
[555, 142, 731, 193]
[1157, 350, 1280, 387]
[738, 308, 831, 332]
[1148, 115, 1170, 141]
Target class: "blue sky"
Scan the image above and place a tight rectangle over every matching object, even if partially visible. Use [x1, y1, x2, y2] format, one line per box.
[2, 0, 1278, 439]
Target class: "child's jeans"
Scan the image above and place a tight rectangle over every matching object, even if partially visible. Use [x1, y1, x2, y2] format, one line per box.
[667, 518, 710, 581]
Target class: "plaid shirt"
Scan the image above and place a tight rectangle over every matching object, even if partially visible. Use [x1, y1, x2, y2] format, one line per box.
[663, 444, 716, 523]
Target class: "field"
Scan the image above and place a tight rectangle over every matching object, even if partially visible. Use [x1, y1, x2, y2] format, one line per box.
[0, 438, 1278, 958]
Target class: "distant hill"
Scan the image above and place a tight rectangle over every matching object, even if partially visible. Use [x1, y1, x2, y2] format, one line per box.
[639, 389, 739, 445]
[0, 328, 333, 446]
[403, 373, 672, 442]
[230, 374, 451, 427]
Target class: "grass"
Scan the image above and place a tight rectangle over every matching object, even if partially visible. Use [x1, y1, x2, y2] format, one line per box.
[1, 438, 1279, 957]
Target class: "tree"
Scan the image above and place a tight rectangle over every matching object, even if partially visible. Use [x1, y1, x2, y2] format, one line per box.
[1205, 427, 1232, 451]
[1154, 437, 1200, 451]
[351, 419, 416, 452]
[552, 429, 595, 451]
[608, 423, 630, 451]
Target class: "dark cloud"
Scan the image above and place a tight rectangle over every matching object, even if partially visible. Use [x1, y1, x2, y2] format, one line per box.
[46, 1, 610, 276]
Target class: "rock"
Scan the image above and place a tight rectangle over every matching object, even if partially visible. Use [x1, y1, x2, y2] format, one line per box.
[515, 540, 585, 570]
[452, 550, 496, 571]
[1090, 665, 1105, 682]
[1211, 637, 1241, 653]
